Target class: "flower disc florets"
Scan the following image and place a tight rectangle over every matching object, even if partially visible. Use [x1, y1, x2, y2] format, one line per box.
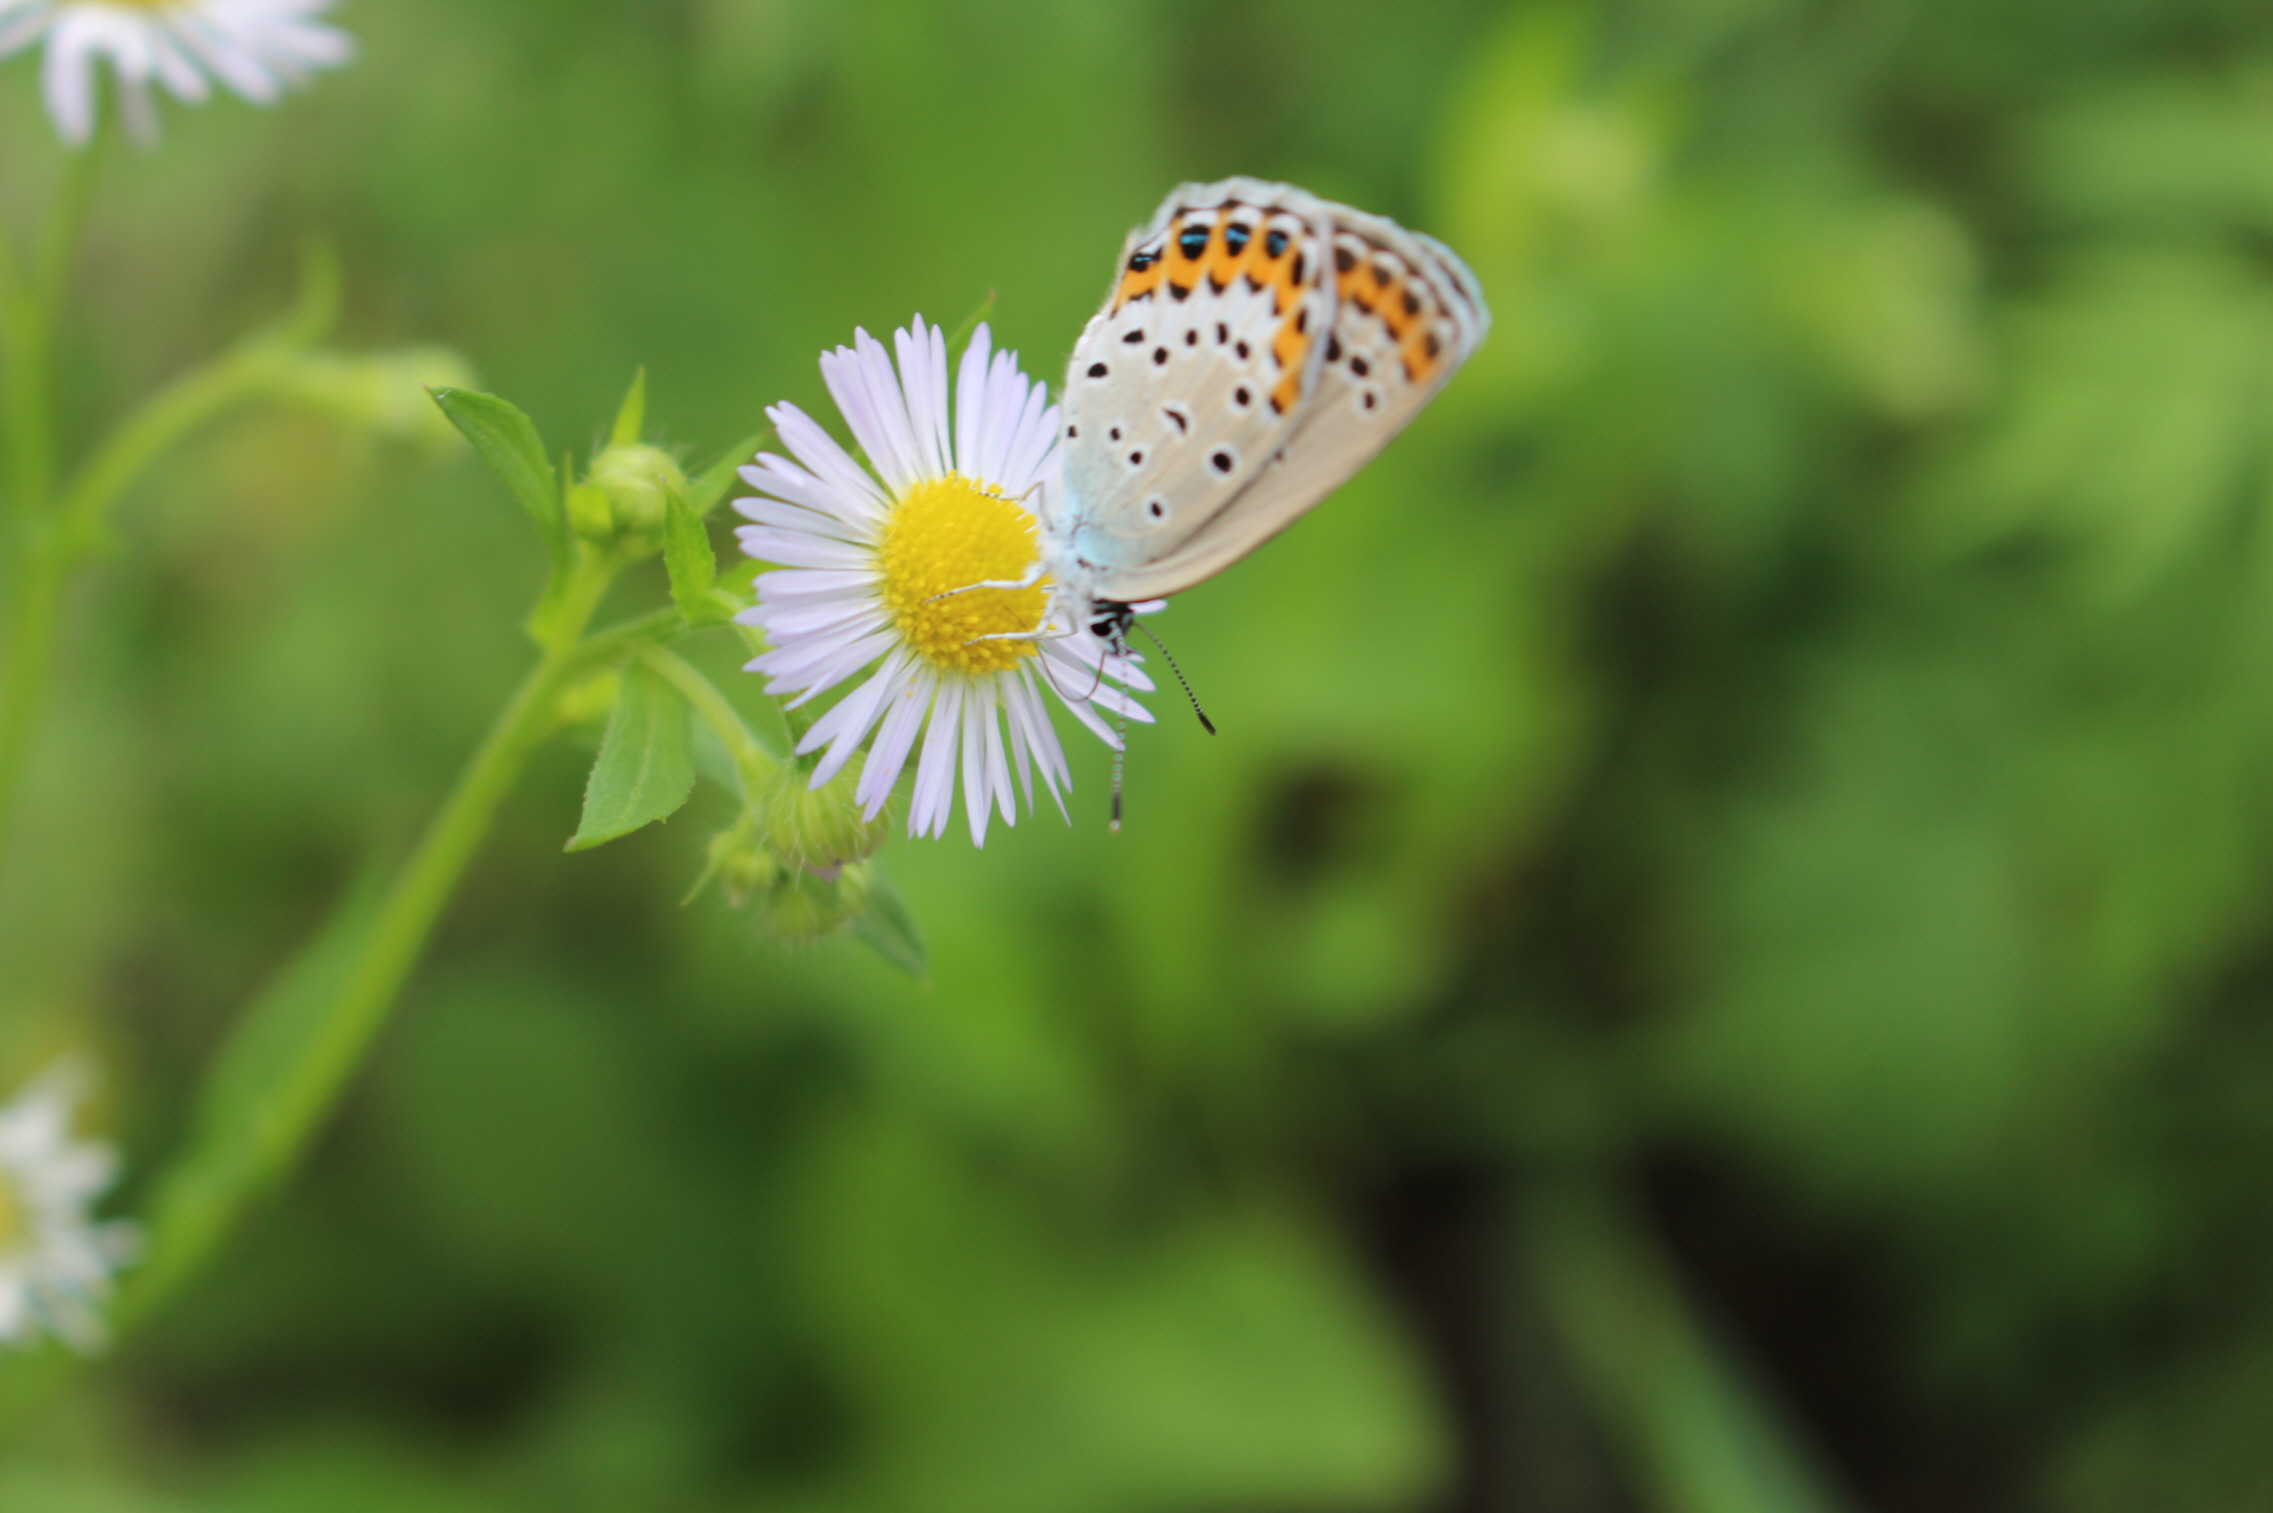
[877, 474, 1047, 676]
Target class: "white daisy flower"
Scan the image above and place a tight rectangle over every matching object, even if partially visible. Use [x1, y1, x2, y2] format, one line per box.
[0, 1059, 138, 1352]
[735, 317, 1154, 847]
[0, 0, 352, 146]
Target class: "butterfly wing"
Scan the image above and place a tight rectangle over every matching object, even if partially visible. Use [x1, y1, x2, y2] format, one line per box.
[1050, 178, 1337, 596]
[1049, 179, 1489, 606]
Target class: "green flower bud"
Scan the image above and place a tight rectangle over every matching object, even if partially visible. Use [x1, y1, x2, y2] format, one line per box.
[758, 860, 874, 943]
[703, 815, 783, 908]
[567, 480, 617, 543]
[758, 754, 888, 876]
[587, 442, 686, 541]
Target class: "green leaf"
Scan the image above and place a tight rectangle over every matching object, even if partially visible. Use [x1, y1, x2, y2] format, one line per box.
[430, 387, 565, 566]
[125, 866, 390, 1322]
[687, 432, 766, 518]
[609, 368, 647, 448]
[567, 661, 696, 851]
[1524, 1188, 1858, 1513]
[664, 486, 722, 622]
[854, 870, 929, 979]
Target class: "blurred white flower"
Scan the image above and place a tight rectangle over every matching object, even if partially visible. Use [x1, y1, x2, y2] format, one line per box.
[0, 1060, 138, 1352]
[0, 0, 351, 145]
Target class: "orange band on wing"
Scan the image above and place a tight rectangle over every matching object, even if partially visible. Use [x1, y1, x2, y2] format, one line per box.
[1199, 218, 1248, 290]
[1269, 367, 1305, 414]
[1400, 322, 1444, 384]
[1111, 218, 1172, 310]
[1164, 213, 1202, 300]
[1113, 259, 1164, 310]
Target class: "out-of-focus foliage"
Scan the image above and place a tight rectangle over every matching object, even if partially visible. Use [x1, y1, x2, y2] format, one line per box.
[5, 0, 2273, 1508]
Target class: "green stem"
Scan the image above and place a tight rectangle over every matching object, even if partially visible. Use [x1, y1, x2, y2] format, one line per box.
[0, 340, 301, 855]
[113, 591, 682, 1315]
[0, 518, 64, 857]
[0, 594, 696, 1430]
[2, 130, 103, 524]
[0, 146, 105, 857]
[639, 642, 777, 798]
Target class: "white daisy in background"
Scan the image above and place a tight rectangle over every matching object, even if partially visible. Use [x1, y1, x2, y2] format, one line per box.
[736, 317, 1154, 847]
[0, 0, 351, 145]
[0, 1059, 138, 1352]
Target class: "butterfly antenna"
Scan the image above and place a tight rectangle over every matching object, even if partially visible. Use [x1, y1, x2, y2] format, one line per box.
[1135, 623, 1216, 735]
[1110, 708, 1128, 832]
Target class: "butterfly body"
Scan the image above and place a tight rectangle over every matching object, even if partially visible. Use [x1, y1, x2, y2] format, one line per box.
[1039, 177, 1489, 636]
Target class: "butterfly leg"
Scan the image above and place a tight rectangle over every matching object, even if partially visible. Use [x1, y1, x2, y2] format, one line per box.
[961, 600, 1078, 648]
[922, 562, 1046, 605]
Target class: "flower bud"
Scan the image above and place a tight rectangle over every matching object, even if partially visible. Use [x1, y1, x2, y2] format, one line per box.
[703, 816, 783, 908]
[758, 755, 888, 877]
[586, 442, 686, 542]
[757, 859, 874, 943]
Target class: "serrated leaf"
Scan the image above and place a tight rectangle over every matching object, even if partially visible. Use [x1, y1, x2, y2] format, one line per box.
[432, 387, 564, 566]
[854, 871, 929, 979]
[567, 662, 696, 851]
[688, 432, 766, 518]
[609, 368, 647, 448]
[665, 486, 722, 621]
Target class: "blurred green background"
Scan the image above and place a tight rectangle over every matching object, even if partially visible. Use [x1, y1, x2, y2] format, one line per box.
[6, 0, 2273, 1508]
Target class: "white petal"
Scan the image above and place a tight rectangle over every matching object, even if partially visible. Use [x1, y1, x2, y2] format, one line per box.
[960, 688, 991, 847]
[733, 527, 872, 571]
[768, 403, 888, 520]
[751, 593, 880, 643]
[41, 11, 110, 143]
[736, 453, 876, 533]
[982, 692, 1015, 827]
[1000, 383, 1056, 494]
[823, 331, 921, 496]
[975, 349, 1028, 485]
[732, 494, 862, 543]
[896, 318, 950, 481]
[145, 23, 208, 101]
[803, 651, 909, 786]
[169, 8, 282, 102]
[858, 671, 932, 817]
[952, 322, 993, 478]
[758, 624, 896, 700]
[910, 679, 964, 838]
[753, 567, 874, 601]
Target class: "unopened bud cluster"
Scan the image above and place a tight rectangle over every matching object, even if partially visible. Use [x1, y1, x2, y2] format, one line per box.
[703, 757, 890, 942]
[571, 442, 686, 549]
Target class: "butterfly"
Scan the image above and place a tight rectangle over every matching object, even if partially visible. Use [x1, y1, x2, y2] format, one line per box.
[1036, 177, 1490, 653]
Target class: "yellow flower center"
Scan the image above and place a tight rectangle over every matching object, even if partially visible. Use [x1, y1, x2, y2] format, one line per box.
[877, 474, 1048, 676]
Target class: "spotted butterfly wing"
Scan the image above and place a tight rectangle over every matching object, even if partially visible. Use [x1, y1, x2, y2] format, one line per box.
[1047, 178, 1488, 607]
